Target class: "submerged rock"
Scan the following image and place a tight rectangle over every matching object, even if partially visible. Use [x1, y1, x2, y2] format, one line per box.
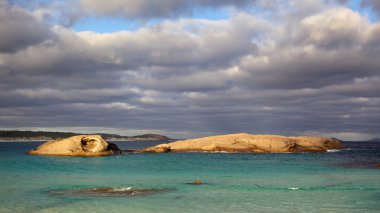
[188, 180, 204, 185]
[49, 187, 172, 197]
[143, 133, 344, 153]
[27, 135, 121, 156]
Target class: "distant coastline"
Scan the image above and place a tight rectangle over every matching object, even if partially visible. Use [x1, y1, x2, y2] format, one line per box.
[0, 130, 174, 142]
[368, 138, 380, 142]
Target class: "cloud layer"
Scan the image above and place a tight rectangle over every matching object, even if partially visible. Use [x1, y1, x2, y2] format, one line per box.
[79, 0, 253, 19]
[0, 0, 379, 140]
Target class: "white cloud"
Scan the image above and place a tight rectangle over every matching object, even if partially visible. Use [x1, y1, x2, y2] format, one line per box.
[0, 0, 379, 140]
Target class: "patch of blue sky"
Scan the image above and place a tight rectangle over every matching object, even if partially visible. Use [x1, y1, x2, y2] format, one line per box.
[347, 0, 378, 22]
[73, 7, 231, 33]
[73, 16, 142, 32]
[192, 7, 230, 20]
[9, 0, 64, 10]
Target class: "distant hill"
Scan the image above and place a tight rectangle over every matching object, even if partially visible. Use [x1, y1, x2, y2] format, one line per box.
[0, 130, 173, 141]
[131, 134, 172, 141]
[369, 137, 380, 142]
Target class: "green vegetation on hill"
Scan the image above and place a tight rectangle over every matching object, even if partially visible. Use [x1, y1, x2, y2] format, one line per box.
[0, 130, 173, 141]
[132, 134, 172, 140]
[0, 130, 76, 139]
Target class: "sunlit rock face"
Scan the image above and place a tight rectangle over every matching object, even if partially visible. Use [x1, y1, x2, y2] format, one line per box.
[144, 133, 345, 153]
[27, 135, 120, 156]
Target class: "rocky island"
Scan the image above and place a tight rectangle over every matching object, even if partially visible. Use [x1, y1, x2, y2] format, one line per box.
[143, 133, 344, 153]
[27, 135, 121, 156]
[26, 133, 345, 156]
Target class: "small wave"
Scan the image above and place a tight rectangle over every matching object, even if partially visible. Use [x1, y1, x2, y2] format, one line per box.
[112, 187, 132, 192]
[327, 149, 341, 153]
[255, 186, 375, 191]
[200, 151, 232, 153]
[288, 187, 299, 190]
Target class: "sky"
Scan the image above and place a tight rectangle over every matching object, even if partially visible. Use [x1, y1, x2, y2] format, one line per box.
[0, 0, 379, 140]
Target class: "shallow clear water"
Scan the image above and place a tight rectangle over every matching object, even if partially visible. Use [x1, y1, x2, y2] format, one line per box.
[0, 141, 379, 213]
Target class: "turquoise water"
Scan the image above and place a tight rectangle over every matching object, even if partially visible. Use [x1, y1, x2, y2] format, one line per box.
[0, 141, 379, 213]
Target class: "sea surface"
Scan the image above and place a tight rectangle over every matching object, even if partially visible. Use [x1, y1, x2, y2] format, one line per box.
[0, 141, 379, 213]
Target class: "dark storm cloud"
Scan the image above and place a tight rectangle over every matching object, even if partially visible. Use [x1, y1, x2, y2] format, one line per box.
[235, 8, 380, 90]
[0, 0, 379, 140]
[0, 1, 53, 53]
[79, 0, 253, 19]
[361, 0, 380, 14]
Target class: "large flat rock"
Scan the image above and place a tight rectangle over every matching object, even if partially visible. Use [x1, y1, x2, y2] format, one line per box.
[27, 135, 120, 156]
[143, 133, 344, 153]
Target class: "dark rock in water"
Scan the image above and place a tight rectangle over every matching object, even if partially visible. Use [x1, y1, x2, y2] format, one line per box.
[106, 142, 122, 154]
[49, 187, 172, 197]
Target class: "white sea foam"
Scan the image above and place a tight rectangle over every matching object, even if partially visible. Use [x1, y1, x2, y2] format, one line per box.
[327, 149, 341, 153]
[113, 187, 132, 192]
[288, 187, 299, 190]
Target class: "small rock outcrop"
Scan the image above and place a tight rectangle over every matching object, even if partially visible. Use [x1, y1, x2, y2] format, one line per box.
[189, 180, 204, 185]
[27, 135, 121, 156]
[143, 133, 344, 153]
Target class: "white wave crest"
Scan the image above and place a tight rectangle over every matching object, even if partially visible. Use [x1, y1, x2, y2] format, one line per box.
[288, 187, 299, 190]
[327, 149, 341, 152]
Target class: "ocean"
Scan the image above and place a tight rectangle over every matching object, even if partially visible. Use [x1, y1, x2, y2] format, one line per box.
[0, 141, 379, 213]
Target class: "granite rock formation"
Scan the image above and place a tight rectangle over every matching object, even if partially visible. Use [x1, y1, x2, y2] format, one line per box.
[27, 135, 121, 156]
[143, 133, 344, 153]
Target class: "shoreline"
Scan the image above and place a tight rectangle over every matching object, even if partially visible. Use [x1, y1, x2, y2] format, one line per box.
[0, 139, 175, 142]
[0, 139, 375, 143]
[0, 140, 46, 142]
